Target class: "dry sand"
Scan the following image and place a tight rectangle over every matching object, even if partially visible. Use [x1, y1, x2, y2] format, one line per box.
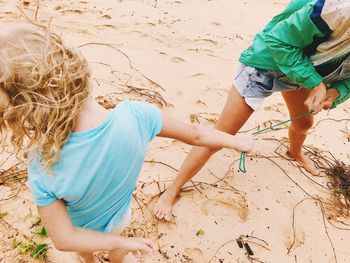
[1, 0, 350, 262]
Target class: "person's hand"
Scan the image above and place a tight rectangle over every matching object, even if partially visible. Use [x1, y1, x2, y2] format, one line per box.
[123, 237, 157, 257]
[233, 133, 254, 153]
[304, 82, 327, 114]
[321, 88, 339, 111]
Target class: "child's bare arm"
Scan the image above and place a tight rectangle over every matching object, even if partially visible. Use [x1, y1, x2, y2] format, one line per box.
[37, 200, 156, 254]
[158, 113, 253, 152]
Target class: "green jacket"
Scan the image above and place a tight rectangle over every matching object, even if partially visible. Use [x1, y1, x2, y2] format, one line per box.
[240, 0, 350, 108]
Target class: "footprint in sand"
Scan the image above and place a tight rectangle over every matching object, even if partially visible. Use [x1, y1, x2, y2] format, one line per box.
[96, 24, 116, 29]
[61, 9, 83, 15]
[194, 38, 218, 46]
[157, 52, 185, 64]
[188, 72, 206, 78]
[211, 21, 222, 26]
[184, 248, 205, 263]
[202, 199, 249, 222]
[171, 57, 185, 63]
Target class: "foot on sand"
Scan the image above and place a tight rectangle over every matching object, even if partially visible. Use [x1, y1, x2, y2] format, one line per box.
[154, 188, 177, 221]
[287, 150, 318, 175]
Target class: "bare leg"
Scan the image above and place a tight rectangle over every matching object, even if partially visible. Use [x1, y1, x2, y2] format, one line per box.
[282, 88, 317, 175]
[154, 86, 254, 220]
[77, 252, 97, 263]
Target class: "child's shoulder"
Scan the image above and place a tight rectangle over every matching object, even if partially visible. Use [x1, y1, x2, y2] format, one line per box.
[113, 99, 141, 113]
[114, 99, 162, 140]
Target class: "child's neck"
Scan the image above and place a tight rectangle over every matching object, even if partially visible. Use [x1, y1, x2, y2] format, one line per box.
[74, 98, 109, 132]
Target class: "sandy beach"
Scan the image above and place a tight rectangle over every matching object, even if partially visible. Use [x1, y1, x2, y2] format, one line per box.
[1, 0, 350, 262]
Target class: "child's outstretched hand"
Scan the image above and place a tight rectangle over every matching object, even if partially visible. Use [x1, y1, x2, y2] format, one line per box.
[233, 133, 254, 152]
[123, 237, 157, 257]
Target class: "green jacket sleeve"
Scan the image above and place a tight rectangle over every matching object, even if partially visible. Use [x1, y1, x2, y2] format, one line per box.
[264, 2, 326, 89]
[331, 78, 350, 108]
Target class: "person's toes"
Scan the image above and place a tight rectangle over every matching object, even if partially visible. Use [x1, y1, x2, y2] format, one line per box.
[156, 211, 164, 220]
[154, 203, 162, 218]
[164, 212, 172, 222]
[303, 163, 318, 176]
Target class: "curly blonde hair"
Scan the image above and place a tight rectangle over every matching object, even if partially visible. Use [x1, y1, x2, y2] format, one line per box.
[0, 23, 90, 170]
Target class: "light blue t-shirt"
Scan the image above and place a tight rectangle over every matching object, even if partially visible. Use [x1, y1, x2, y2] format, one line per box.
[28, 100, 163, 232]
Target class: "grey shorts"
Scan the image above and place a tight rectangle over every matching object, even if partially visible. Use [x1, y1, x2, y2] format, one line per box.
[233, 63, 300, 111]
[233, 57, 350, 111]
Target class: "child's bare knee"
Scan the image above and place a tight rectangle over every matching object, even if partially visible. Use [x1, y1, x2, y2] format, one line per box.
[291, 118, 314, 133]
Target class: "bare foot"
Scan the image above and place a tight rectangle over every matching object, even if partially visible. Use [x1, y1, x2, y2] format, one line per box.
[287, 150, 318, 175]
[154, 188, 177, 221]
[124, 253, 139, 263]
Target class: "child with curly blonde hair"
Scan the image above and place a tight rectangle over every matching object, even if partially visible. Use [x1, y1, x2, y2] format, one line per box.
[0, 23, 253, 263]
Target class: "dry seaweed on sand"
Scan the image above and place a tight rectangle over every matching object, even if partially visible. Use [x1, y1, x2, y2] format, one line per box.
[324, 160, 350, 201]
[0, 154, 27, 201]
[306, 148, 350, 215]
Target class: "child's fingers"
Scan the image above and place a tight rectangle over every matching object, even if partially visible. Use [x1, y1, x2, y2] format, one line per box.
[323, 103, 331, 110]
[145, 239, 157, 252]
[305, 95, 323, 115]
[304, 97, 314, 111]
[142, 239, 156, 256]
[146, 239, 157, 256]
[314, 96, 326, 113]
[322, 98, 333, 110]
[314, 93, 325, 107]
[132, 250, 142, 258]
[164, 213, 172, 222]
[305, 83, 327, 113]
[312, 104, 322, 115]
[156, 211, 165, 220]
[313, 95, 328, 114]
[309, 96, 321, 112]
[135, 238, 156, 256]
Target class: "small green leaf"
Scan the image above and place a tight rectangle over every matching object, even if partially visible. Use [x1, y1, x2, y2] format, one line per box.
[16, 240, 48, 260]
[196, 229, 205, 236]
[19, 245, 29, 253]
[34, 225, 48, 237]
[19, 242, 34, 253]
[12, 239, 21, 249]
[30, 243, 48, 259]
